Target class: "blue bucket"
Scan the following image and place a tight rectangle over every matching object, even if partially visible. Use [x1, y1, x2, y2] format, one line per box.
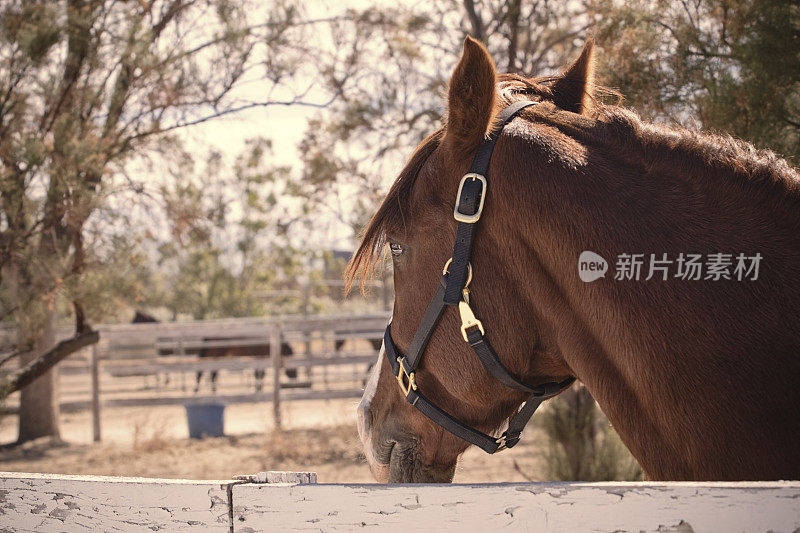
[185, 403, 225, 439]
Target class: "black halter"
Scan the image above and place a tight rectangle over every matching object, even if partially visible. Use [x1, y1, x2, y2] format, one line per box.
[383, 100, 575, 454]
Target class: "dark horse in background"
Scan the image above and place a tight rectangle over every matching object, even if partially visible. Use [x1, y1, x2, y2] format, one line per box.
[132, 311, 296, 393]
[351, 38, 800, 482]
[132, 311, 200, 356]
[195, 337, 295, 393]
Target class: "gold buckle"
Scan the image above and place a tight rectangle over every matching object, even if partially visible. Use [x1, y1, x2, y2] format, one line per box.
[459, 300, 485, 342]
[495, 434, 508, 451]
[453, 173, 487, 223]
[395, 356, 417, 396]
[442, 258, 473, 288]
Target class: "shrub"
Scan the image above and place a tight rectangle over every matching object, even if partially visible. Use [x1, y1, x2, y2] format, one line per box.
[538, 384, 642, 481]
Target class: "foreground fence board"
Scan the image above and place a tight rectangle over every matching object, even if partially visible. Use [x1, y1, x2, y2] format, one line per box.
[232, 481, 800, 533]
[0, 473, 235, 533]
[1, 473, 798, 533]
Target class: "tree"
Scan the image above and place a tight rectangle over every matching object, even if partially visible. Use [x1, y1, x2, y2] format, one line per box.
[302, 0, 798, 243]
[592, 0, 800, 161]
[149, 140, 307, 319]
[0, 0, 338, 442]
[297, 0, 593, 242]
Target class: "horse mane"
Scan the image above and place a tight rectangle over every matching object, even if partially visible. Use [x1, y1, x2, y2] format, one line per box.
[346, 73, 800, 292]
[591, 106, 800, 191]
[497, 73, 800, 193]
[345, 129, 443, 293]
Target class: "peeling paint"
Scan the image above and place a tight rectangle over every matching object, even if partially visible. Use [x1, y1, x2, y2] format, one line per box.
[1, 473, 799, 532]
[232, 481, 800, 532]
[2, 473, 234, 532]
[657, 520, 695, 533]
[48, 507, 69, 520]
[442, 501, 466, 507]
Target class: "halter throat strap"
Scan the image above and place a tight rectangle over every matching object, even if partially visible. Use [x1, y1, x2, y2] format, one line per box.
[383, 100, 575, 454]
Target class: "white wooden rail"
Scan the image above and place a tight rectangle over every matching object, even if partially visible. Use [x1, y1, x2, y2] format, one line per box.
[1, 472, 798, 532]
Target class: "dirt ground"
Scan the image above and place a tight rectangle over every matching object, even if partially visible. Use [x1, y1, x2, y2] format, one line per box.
[0, 399, 547, 483]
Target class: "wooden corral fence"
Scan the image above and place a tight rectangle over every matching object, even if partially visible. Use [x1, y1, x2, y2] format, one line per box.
[1, 314, 390, 441]
[1, 471, 798, 532]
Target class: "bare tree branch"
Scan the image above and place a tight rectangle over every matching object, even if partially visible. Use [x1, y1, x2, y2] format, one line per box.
[463, 0, 484, 41]
[529, 24, 591, 75]
[1, 329, 99, 399]
[506, 0, 522, 72]
[784, 117, 800, 129]
[125, 95, 338, 141]
[0, 348, 26, 369]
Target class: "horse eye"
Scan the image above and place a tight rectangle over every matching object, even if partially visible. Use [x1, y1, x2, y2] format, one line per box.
[389, 242, 404, 256]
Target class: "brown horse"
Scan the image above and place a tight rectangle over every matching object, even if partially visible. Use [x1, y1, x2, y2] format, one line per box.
[350, 37, 800, 483]
[131, 311, 297, 392]
[195, 338, 296, 393]
[131, 310, 200, 356]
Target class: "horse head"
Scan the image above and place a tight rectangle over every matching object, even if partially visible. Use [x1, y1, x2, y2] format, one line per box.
[352, 37, 590, 483]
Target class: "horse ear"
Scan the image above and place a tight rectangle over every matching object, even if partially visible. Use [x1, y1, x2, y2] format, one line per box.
[444, 36, 497, 158]
[550, 39, 595, 114]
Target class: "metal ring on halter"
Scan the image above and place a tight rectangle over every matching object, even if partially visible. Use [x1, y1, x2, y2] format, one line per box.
[442, 258, 473, 287]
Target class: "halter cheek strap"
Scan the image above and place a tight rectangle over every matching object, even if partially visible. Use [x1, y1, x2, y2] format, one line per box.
[383, 101, 575, 454]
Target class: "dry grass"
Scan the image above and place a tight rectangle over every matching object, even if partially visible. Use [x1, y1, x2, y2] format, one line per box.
[131, 414, 175, 453]
[0, 396, 642, 483]
[262, 426, 365, 465]
[0, 424, 374, 482]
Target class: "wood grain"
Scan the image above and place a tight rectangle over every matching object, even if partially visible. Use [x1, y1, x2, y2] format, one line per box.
[0, 472, 234, 532]
[3, 473, 799, 532]
[232, 481, 800, 533]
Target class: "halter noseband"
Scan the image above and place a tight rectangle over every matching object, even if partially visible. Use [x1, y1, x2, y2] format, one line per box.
[383, 100, 575, 454]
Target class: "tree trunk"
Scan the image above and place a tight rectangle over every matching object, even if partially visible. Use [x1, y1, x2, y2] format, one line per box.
[463, 0, 485, 42]
[17, 296, 60, 443]
[6, 262, 62, 443]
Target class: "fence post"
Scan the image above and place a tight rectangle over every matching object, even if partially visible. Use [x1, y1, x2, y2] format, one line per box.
[302, 284, 311, 380]
[91, 343, 101, 442]
[271, 326, 282, 429]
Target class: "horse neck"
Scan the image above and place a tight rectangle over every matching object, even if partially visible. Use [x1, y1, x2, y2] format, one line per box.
[496, 111, 800, 480]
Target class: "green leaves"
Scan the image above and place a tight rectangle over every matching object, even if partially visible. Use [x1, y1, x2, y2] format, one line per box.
[594, 0, 799, 160]
[0, 2, 61, 63]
